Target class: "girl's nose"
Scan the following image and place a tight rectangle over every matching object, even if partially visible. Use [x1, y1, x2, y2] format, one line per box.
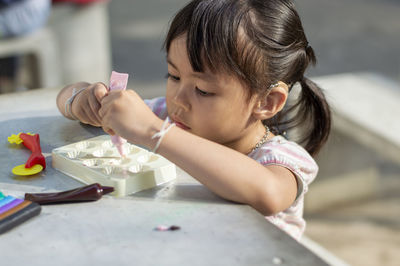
[172, 87, 190, 112]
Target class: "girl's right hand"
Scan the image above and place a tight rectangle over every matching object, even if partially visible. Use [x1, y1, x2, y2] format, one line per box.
[71, 82, 108, 127]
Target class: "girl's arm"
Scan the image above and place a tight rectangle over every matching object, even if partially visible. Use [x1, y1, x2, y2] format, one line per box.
[156, 127, 298, 216]
[99, 90, 298, 216]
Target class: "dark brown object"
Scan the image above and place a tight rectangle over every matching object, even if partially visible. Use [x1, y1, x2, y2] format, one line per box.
[24, 183, 114, 205]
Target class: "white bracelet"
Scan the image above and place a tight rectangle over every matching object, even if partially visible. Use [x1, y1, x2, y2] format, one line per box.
[151, 118, 175, 153]
[65, 87, 86, 120]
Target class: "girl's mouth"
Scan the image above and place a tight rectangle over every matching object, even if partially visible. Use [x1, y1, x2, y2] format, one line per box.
[171, 117, 191, 130]
[174, 121, 191, 130]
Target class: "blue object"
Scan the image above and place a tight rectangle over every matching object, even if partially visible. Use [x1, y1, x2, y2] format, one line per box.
[0, 196, 15, 208]
[0, 0, 51, 38]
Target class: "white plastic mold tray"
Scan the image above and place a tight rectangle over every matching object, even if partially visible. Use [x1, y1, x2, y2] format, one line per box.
[52, 135, 176, 196]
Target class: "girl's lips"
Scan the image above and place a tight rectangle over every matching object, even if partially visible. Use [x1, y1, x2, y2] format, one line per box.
[172, 119, 191, 130]
[175, 121, 191, 130]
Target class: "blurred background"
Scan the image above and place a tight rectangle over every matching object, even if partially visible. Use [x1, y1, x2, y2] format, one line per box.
[0, 0, 399, 265]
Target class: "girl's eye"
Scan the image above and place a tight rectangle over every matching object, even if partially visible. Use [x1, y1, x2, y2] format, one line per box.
[195, 87, 213, 96]
[166, 73, 180, 81]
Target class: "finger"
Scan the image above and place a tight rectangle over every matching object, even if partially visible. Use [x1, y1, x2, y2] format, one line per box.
[98, 92, 117, 118]
[75, 97, 99, 126]
[88, 93, 102, 124]
[83, 107, 101, 126]
[71, 102, 88, 123]
[93, 82, 109, 102]
[101, 90, 120, 103]
[98, 103, 107, 119]
[78, 108, 92, 125]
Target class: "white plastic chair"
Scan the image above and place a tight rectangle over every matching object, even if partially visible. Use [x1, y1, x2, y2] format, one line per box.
[0, 27, 61, 89]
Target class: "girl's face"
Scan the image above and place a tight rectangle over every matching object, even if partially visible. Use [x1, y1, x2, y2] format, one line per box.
[166, 35, 262, 153]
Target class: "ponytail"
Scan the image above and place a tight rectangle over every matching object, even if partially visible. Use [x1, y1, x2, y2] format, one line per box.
[269, 44, 331, 156]
[295, 77, 331, 156]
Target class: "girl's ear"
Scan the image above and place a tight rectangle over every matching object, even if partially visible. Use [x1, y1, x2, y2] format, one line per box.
[252, 82, 289, 120]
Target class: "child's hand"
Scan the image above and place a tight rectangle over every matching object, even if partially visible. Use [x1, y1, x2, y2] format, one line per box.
[99, 90, 162, 148]
[71, 83, 108, 126]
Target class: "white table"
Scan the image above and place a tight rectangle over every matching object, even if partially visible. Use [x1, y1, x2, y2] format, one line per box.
[0, 88, 327, 266]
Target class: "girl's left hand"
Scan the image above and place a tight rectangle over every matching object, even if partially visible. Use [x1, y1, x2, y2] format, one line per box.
[99, 90, 162, 148]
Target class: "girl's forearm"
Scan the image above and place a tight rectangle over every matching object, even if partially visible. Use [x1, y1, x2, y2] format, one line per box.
[155, 127, 297, 215]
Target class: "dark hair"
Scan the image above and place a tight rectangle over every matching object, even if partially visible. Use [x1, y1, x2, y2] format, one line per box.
[164, 0, 331, 156]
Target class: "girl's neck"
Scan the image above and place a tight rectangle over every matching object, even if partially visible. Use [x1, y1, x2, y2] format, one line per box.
[224, 121, 270, 155]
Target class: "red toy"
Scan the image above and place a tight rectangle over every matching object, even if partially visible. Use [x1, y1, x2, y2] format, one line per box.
[8, 133, 46, 176]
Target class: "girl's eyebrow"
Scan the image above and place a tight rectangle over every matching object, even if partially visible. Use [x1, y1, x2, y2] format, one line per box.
[166, 56, 217, 83]
[166, 57, 178, 70]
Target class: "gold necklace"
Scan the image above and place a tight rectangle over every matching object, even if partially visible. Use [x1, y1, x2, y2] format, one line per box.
[251, 124, 270, 153]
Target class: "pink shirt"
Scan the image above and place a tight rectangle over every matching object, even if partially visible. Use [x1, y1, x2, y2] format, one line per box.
[145, 97, 318, 239]
[248, 136, 318, 239]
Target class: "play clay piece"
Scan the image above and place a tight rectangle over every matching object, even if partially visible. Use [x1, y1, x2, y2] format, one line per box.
[0, 192, 41, 234]
[51, 135, 176, 196]
[155, 225, 181, 231]
[155, 225, 169, 231]
[108, 71, 129, 157]
[0, 198, 24, 213]
[8, 132, 46, 176]
[25, 183, 114, 204]
[19, 133, 46, 169]
[12, 164, 43, 176]
[7, 133, 29, 144]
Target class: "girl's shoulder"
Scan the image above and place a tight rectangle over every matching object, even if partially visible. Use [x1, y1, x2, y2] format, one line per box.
[249, 135, 318, 185]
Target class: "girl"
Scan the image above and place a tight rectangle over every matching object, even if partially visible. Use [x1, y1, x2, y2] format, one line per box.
[56, 0, 331, 240]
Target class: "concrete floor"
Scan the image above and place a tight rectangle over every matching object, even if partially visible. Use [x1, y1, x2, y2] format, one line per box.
[305, 172, 400, 266]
